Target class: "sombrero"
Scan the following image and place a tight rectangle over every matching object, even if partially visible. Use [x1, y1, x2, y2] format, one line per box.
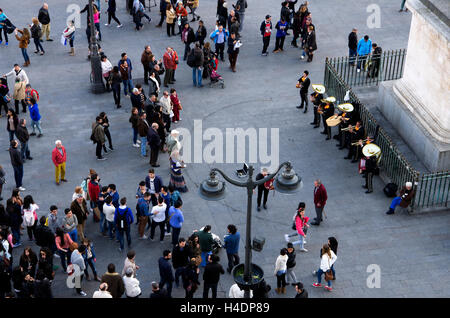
[312, 84, 326, 94]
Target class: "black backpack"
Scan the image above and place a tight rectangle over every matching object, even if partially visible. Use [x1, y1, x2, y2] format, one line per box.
[383, 183, 398, 197]
[117, 208, 129, 230]
[186, 50, 196, 67]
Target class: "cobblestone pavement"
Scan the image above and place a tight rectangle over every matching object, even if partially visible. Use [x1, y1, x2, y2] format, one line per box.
[0, 0, 449, 298]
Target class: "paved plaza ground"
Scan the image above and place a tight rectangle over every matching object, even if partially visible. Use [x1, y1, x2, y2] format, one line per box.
[0, 0, 449, 298]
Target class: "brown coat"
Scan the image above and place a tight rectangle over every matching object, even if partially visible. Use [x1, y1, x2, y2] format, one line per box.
[137, 118, 150, 137]
[15, 30, 29, 49]
[141, 50, 153, 66]
[399, 187, 415, 208]
[70, 199, 89, 223]
[101, 272, 125, 298]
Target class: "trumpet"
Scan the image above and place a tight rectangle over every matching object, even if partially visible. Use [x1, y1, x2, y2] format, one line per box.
[341, 125, 354, 132]
[351, 138, 371, 146]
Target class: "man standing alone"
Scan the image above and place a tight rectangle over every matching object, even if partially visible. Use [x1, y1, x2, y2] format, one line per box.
[224, 224, 240, 273]
[260, 15, 272, 56]
[296, 70, 310, 112]
[92, 116, 107, 161]
[52, 140, 67, 185]
[311, 180, 327, 226]
[203, 254, 224, 298]
[9, 140, 25, 191]
[38, 3, 52, 41]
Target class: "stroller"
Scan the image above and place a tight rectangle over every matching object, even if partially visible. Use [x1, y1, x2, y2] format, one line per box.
[207, 57, 225, 89]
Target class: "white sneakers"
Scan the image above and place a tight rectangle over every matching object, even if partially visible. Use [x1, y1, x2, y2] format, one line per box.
[117, 24, 123, 28]
[137, 140, 141, 144]
[284, 234, 290, 242]
[300, 248, 308, 252]
[104, 23, 109, 26]
[133, 143, 140, 148]
[357, 69, 361, 73]
[18, 187, 26, 191]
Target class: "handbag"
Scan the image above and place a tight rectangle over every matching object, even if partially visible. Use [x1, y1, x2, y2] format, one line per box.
[324, 257, 334, 281]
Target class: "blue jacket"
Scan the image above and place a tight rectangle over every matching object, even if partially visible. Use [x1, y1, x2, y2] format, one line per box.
[114, 206, 134, 227]
[224, 232, 240, 255]
[82, 243, 96, 261]
[158, 257, 174, 281]
[168, 206, 184, 228]
[28, 103, 41, 121]
[0, 13, 7, 29]
[137, 197, 150, 217]
[118, 58, 133, 79]
[275, 21, 288, 38]
[161, 192, 171, 207]
[357, 38, 372, 56]
[145, 175, 163, 194]
[110, 191, 120, 208]
[210, 29, 229, 44]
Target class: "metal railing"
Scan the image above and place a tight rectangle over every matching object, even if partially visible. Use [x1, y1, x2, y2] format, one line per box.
[324, 56, 450, 212]
[324, 61, 420, 202]
[415, 171, 450, 210]
[327, 49, 407, 87]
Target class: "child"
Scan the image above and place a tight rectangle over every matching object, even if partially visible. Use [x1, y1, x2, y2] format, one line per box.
[82, 238, 101, 281]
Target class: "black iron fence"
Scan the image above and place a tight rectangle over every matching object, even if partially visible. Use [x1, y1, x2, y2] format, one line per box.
[327, 49, 407, 87]
[324, 57, 450, 212]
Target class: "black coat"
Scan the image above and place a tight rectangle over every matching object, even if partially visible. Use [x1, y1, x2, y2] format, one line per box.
[34, 224, 55, 249]
[38, 8, 50, 24]
[9, 147, 23, 167]
[348, 31, 358, 51]
[203, 262, 224, 284]
[287, 249, 296, 268]
[306, 31, 317, 51]
[295, 289, 309, 298]
[15, 125, 29, 143]
[150, 287, 169, 298]
[280, 6, 290, 22]
[193, 47, 204, 67]
[33, 278, 53, 298]
[6, 199, 22, 227]
[147, 127, 161, 149]
[172, 244, 192, 269]
[158, 257, 174, 281]
[183, 27, 196, 44]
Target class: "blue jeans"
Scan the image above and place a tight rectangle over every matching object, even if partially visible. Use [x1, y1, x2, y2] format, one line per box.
[132, 128, 138, 144]
[21, 48, 30, 63]
[8, 130, 15, 141]
[11, 226, 21, 244]
[20, 141, 30, 160]
[12, 165, 23, 188]
[99, 211, 107, 233]
[122, 79, 134, 95]
[58, 250, 72, 272]
[117, 227, 131, 250]
[140, 136, 147, 156]
[33, 38, 44, 53]
[200, 251, 212, 267]
[349, 48, 357, 65]
[390, 197, 402, 210]
[107, 221, 115, 239]
[31, 120, 42, 134]
[192, 67, 202, 86]
[84, 257, 97, 277]
[357, 54, 367, 70]
[69, 228, 78, 243]
[317, 269, 332, 287]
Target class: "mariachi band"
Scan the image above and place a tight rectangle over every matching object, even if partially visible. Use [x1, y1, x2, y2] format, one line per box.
[304, 84, 381, 194]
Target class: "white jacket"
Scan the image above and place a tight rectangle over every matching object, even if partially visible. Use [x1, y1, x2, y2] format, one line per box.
[5, 68, 29, 84]
[92, 290, 113, 298]
[319, 251, 337, 272]
[151, 203, 167, 223]
[101, 59, 113, 75]
[228, 284, 253, 298]
[123, 276, 141, 297]
[159, 95, 172, 115]
[103, 203, 116, 222]
[23, 204, 39, 227]
[274, 254, 288, 275]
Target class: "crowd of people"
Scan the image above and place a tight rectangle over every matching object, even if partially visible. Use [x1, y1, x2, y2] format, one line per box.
[0, 0, 416, 299]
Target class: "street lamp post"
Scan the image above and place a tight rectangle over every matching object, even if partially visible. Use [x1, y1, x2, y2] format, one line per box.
[88, 0, 105, 94]
[199, 162, 301, 298]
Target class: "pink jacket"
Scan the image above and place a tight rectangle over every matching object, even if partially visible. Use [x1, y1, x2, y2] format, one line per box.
[295, 215, 309, 237]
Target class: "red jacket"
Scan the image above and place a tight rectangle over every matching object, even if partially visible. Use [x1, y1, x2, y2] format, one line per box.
[52, 146, 67, 166]
[313, 184, 327, 207]
[88, 180, 100, 202]
[163, 52, 176, 70]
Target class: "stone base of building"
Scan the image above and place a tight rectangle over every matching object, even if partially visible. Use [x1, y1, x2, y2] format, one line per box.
[377, 80, 450, 171]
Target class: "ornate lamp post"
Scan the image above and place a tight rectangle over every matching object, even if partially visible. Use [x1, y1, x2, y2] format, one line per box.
[88, 0, 105, 94]
[199, 162, 302, 298]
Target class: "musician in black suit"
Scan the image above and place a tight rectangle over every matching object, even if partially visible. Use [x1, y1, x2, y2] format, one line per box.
[363, 153, 377, 194]
[345, 121, 364, 162]
[296, 70, 310, 112]
[310, 91, 323, 128]
[320, 100, 335, 140]
[335, 110, 353, 148]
